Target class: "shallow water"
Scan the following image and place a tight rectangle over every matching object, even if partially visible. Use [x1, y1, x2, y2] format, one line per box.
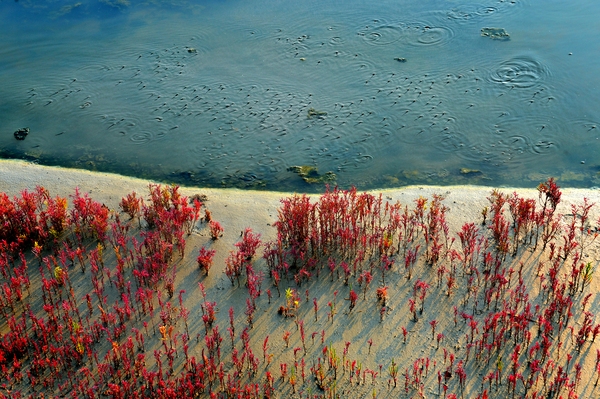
[1, 0, 599, 192]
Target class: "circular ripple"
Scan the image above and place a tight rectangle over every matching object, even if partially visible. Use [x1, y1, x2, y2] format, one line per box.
[485, 134, 556, 159]
[396, 124, 438, 145]
[446, 5, 498, 21]
[357, 24, 402, 46]
[238, 27, 273, 41]
[347, 55, 379, 76]
[482, 115, 562, 163]
[129, 131, 155, 144]
[402, 24, 455, 47]
[531, 138, 557, 154]
[569, 119, 600, 136]
[357, 19, 455, 48]
[328, 36, 345, 46]
[488, 57, 549, 89]
[444, 111, 564, 168]
[74, 64, 114, 83]
[494, 115, 564, 142]
[436, 130, 471, 154]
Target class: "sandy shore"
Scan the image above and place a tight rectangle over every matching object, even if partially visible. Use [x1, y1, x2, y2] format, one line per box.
[2, 158, 600, 398]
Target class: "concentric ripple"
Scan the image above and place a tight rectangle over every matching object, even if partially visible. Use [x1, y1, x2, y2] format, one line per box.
[488, 56, 550, 89]
[488, 115, 563, 162]
[446, 5, 498, 21]
[357, 19, 454, 48]
[328, 36, 345, 46]
[569, 119, 600, 136]
[129, 131, 155, 144]
[357, 24, 403, 46]
[402, 23, 455, 47]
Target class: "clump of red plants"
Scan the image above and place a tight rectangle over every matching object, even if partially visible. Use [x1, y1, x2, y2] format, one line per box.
[1, 178, 600, 399]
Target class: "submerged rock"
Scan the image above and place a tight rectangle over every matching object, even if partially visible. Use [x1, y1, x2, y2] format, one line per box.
[288, 165, 336, 184]
[13, 127, 29, 140]
[307, 108, 327, 119]
[460, 168, 482, 175]
[481, 27, 510, 40]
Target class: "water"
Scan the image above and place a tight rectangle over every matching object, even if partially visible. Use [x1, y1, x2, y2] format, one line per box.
[1, 0, 599, 192]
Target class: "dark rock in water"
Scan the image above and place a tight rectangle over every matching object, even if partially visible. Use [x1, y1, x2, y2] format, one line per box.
[481, 27, 510, 40]
[394, 57, 407, 63]
[14, 127, 29, 140]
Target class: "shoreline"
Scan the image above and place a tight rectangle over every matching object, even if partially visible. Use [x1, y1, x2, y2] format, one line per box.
[2, 158, 598, 234]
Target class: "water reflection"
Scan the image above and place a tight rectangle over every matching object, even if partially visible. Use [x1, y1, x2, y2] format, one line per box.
[1, 0, 599, 192]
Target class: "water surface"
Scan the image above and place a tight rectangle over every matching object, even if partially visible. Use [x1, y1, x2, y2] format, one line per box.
[1, 0, 599, 191]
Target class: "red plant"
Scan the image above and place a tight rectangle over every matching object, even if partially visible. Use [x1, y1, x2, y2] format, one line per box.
[414, 279, 430, 314]
[283, 331, 291, 348]
[209, 220, 224, 240]
[409, 298, 417, 322]
[70, 187, 110, 242]
[236, 227, 261, 260]
[119, 191, 142, 220]
[224, 250, 245, 286]
[245, 297, 256, 327]
[299, 320, 306, 353]
[429, 319, 438, 340]
[376, 286, 388, 306]
[358, 269, 373, 300]
[436, 333, 444, 349]
[404, 245, 420, 280]
[538, 177, 561, 212]
[196, 246, 216, 276]
[348, 289, 358, 312]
